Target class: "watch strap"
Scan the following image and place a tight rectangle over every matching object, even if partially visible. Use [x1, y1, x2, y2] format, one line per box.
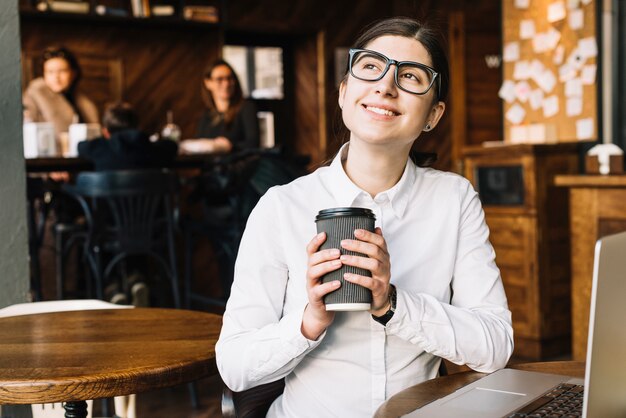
[372, 285, 396, 326]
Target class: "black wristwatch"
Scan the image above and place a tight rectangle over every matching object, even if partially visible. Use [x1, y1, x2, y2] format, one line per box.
[372, 285, 396, 326]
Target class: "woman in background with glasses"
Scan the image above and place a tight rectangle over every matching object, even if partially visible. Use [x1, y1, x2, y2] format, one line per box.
[183, 59, 259, 153]
[23, 45, 99, 137]
[217, 17, 513, 418]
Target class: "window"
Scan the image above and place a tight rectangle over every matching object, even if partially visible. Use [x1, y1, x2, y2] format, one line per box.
[223, 45, 284, 99]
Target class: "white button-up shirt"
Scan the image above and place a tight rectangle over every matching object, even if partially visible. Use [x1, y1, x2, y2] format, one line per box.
[216, 145, 514, 418]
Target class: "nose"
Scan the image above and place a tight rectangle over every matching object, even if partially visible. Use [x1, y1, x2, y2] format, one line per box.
[374, 64, 398, 96]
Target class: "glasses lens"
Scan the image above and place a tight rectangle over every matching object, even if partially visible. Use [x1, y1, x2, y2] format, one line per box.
[351, 51, 389, 81]
[397, 64, 434, 94]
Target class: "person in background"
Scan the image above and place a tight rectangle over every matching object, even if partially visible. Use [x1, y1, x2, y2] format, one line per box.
[182, 59, 260, 153]
[23, 45, 99, 136]
[78, 102, 178, 171]
[216, 17, 513, 417]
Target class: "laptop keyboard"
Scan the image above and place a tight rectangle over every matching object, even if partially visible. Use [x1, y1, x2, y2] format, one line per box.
[506, 382, 585, 418]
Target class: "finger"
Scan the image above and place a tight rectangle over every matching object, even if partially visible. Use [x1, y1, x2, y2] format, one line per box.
[340, 239, 386, 260]
[306, 232, 326, 255]
[354, 228, 388, 250]
[310, 280, 341, 300]
[308, 248, 341, 268]
[307, 259, 342, 284]
[343, 273, 383, 292]
[339, 254, 382, 273]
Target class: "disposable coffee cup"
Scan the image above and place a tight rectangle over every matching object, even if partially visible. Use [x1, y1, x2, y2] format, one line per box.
[315, 207, 376, 311]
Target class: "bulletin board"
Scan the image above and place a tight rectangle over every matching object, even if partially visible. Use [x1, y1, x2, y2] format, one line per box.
[501, 0, 598, 143]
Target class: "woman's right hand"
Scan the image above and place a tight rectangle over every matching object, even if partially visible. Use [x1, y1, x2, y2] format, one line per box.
[301, 232, 342, 340]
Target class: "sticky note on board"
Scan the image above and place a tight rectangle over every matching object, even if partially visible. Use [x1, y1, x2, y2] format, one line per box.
[581, 0, 592, 5]
[529, 89, 545, 110]
[559, 63, 578, 82]
[578, 37, 598, 58]
[545, 27, 562, 50]
[576, 118, 594, 140]
[548, 1, 567, 22]
[498, 80, 517, 103]
[543, 95, 560, 118]
[532, 32, 548, 53]
[520, 19, 535, 39]
[515, 0, 530, 8]
[513, 60, 531, 80]
[506, 103, 526, 125]
[569, 8, 584, 30]
[565, 78, 584, 97]
[567, 0, 581, 8]
[581, 64, 597, 84]
[554, 45, 565, 65]
[510, 125, 529, 143]
[567, 97, 583, 116]
[503, 42, 520, 62]
[515, 81, 532, 103]
[536, 69, 557, 93]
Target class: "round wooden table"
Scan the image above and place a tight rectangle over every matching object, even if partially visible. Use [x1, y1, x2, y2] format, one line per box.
[0, 308, 222, 417]
[374, 361, 585, 418]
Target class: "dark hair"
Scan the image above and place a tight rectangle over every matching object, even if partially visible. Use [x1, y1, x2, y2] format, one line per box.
[41, 46, 82, 93]
[102, 102, 139, 133]
[349, 17, 449, 103]
[201, 59, 244, 127]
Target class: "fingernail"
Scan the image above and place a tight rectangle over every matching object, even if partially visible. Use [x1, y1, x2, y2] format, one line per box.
[333, 281, 341, 287]
[318, 232, 325, 240]
[331, 249, 340, 256]
[340, 255, 347, 261]
[332, 259, 342, 266]
[354, 229, 364, 237]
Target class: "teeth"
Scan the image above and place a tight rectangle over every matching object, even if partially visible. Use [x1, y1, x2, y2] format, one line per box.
[366, 106, 397, 116]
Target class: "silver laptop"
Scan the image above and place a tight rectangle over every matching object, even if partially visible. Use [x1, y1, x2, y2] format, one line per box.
[405, 231, 626, 418]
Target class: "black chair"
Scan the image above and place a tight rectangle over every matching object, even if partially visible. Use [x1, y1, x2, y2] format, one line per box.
[183, 150, 261, 308]
[25, 176, 52, 301]
[63, 169, 182, 307]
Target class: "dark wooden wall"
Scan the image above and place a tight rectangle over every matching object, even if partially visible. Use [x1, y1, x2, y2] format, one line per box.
[20, 0, 503, 169]
[20, 16, 220, 139]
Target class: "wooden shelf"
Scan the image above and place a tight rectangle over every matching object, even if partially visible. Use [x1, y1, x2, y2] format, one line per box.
[19, 9, 219, 30]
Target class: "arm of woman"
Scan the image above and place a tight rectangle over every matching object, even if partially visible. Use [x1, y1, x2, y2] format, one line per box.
[342, 182, 513, 373]
[389, 184, 513, 372]
[216, 188, 332, 392]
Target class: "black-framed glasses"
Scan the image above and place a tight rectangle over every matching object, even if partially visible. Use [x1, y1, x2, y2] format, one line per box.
[348, 48, 440, 97]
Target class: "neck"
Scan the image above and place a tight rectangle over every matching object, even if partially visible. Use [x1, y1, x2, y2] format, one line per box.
[343, 140, 410, 197]
[215, 98, 229, 113]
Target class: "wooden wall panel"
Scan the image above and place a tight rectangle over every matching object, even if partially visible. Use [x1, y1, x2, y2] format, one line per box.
[20, 17, 220, 139]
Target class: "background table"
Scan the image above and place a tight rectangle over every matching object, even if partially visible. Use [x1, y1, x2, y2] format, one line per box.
[0, 308, 221, 416]
[374, 361, 585, 418]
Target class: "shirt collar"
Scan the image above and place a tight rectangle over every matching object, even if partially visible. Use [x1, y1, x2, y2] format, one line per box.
[321, 142, 417, 219]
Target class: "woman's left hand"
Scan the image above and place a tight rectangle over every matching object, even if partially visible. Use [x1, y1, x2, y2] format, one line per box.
[340, 227, 392, 316]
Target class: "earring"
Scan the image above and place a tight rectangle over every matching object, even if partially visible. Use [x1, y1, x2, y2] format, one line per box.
[424, 123, 432, 132]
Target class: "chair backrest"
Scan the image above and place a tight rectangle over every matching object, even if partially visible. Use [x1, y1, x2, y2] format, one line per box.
[222, 379, 285, 418]
[66, 169, 179, 252]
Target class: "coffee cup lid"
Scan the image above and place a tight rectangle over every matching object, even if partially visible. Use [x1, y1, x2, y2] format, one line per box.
[315, 207, 376, 221]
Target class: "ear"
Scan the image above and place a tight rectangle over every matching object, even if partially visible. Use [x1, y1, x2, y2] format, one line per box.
[425, 101, 446, 130]
[338, 80, 346, 109]
[203, 78, 212, 91]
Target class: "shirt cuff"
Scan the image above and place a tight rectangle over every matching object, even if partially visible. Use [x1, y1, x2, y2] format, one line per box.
[278, 304, 326, 357]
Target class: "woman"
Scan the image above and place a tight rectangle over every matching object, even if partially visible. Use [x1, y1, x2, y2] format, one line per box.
[216, 17, 513, 418]
[23, 46, 99, 137]
[190, 59, 260, 152]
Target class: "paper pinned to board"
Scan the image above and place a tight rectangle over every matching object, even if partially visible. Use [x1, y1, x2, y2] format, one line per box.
[513, 60, 531, 80]
[547, 1, 567, 22]
[515, 0, 530, 8]
[529, 89, 545, 110]
[498, 80, 517, 103]
[581, 0, 592, 5]
[542, 95, 560, 118]
[576, 117, 594, 139]
[566, 47, 586, 70]
[515, 81, 532, 103]
[536, 69, 557, 93]
[529, 59, 545, 82]
[568, 8, 584, 30]
[503, 42, 520, 62]
[566, 97, 583, 116]
[553, 45, 565, 65]
[532, 32, 548, 53]
[559, 62, 578, 82]
[565, 78, 583, 97]
[545, 27, 562, 50]
[567, 0, 581, 9]
[506, 103, 527, 125]
[520, 19, 535, 39]
[581, 64, 597, 84]
[578, 37, 598, 58]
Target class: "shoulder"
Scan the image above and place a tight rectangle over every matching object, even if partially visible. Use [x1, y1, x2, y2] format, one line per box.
[414, 166, 476, 198]
[74, 92, 99, 122]
[24, 78, 54, 102]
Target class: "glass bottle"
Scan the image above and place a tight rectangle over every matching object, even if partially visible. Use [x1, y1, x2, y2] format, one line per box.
[161, 110, 181, 142]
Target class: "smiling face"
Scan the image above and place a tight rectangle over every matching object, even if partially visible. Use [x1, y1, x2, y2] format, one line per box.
[204, 64, 236, 104]
[43, 57, 75, 94]
[338, 35, 445, 151]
